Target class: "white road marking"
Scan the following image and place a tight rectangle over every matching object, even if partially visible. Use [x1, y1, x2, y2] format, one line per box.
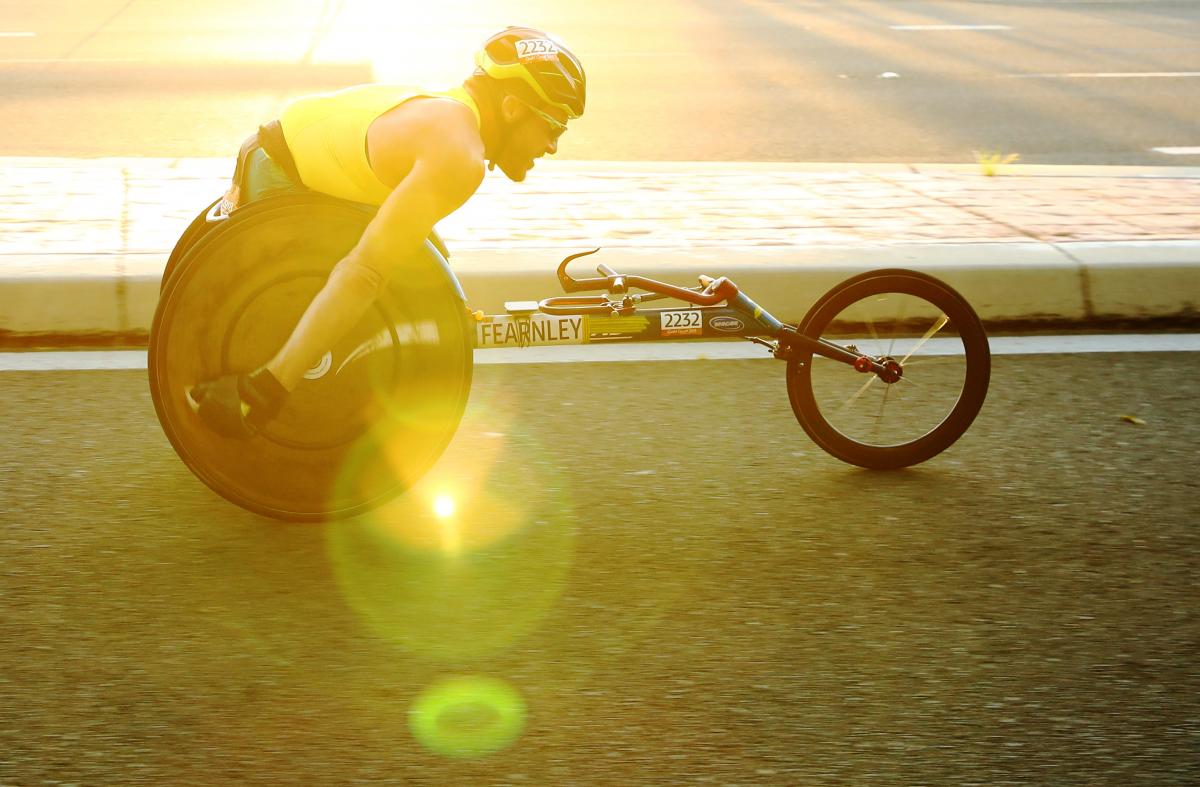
[0, 32, 36, 38]
[890, 25, 1012, 31]
[1009, 72, 1200, 79]
[2, 335, 1199, 372]
[490, 334, 1200, 361]
[1153, 147, 1200, 156]
[0, 58, 143, 63]
[0, 350, 148, 371]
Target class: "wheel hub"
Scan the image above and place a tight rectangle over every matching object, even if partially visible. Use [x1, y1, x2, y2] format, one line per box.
[878, 356, 903, 384]
[852, 354, 903, 383]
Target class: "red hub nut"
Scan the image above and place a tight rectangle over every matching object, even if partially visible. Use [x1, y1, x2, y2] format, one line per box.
[881, 359, 903, 383]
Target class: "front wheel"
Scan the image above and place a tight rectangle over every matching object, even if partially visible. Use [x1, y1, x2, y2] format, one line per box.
[786, 269, 990, 469]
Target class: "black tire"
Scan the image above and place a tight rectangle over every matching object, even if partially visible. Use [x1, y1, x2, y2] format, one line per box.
[786, 269, 990, 469]
[162, 193, 332, 294]
[162, 197, 222, 294]
[149, 196, 473, 520]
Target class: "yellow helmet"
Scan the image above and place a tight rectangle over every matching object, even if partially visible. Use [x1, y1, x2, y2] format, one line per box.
[475, 27, 586, 120]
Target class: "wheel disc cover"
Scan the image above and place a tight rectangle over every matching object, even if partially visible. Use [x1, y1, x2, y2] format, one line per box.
[150, 200, 471, 520]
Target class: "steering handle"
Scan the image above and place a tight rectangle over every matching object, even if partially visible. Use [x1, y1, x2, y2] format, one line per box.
[626, 274, 738, 305]
[557, 248, 603, 292]
[557, 248, 739, 305]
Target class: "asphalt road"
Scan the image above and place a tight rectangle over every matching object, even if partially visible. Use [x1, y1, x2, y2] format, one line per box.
[2, 1, 1199, 782]
[1, 0, 1198, 163]
[2, 352, 1198, 784]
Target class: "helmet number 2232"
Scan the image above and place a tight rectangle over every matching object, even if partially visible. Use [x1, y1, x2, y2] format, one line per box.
[516, 39, 560, 58]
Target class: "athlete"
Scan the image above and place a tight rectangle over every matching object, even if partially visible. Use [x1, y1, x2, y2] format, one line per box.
[188, 26, 585, 437]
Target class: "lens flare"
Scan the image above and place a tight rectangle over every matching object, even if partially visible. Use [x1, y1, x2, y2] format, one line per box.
[409, 676, 527, 759]
[328, 398, 575, 660]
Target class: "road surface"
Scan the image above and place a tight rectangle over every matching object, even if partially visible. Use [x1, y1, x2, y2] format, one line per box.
[2, 348, 1197, 783]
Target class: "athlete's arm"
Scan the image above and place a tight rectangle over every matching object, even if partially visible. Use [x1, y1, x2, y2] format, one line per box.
[265, 108, 484, 391]
[347, 141, 483, 285]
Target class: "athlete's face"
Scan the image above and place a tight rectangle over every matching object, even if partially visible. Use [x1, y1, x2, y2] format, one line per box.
[496, 97, 567, 182]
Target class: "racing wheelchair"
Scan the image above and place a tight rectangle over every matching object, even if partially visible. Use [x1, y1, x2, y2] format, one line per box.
[150, 193, 990, 521]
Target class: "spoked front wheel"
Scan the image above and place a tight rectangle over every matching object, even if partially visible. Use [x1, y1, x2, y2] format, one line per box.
[786, 269, 990, 469]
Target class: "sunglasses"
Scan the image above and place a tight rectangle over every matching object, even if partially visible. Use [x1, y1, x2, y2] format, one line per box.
[513, 96, 568, 138]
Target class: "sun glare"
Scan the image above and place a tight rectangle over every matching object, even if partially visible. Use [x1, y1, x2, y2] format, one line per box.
[433, 494, 456, 519]
[309, 2, 505, 85]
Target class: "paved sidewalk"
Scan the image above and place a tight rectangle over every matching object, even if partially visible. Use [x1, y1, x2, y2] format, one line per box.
[1, 157, 1198, 342]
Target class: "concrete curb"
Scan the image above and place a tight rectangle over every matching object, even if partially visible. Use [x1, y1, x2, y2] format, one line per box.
[1, 159, 1198, 344]
[2, 242, 1197, 344]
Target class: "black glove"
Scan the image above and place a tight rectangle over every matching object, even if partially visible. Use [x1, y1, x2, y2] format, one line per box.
[188, 367, 288, 439]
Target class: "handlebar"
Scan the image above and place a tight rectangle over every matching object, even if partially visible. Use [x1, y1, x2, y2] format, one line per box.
[555, 248, 739, 306]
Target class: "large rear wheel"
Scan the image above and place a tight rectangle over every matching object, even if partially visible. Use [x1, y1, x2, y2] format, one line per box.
[161, 197, 222, 294]
[786, 269, 990, 469]
[149, 197, 473, 520]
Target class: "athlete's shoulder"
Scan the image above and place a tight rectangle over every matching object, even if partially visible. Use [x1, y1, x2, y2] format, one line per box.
[368, 92, 484, 189]
[373, 91, 480, 147]
[411, 98, 483, 156]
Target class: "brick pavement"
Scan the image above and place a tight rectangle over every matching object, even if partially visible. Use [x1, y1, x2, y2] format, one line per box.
[1, 159, 1198, 266]
[1, 158, 1198, 339]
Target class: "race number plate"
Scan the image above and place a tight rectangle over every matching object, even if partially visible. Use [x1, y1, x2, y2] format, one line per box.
[516, 39, 561, 62]
[659, 309, 702, 337]
[477, 314, 587, 348]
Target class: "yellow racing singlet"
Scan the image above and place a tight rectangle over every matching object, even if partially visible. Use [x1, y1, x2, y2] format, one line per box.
[278, 85, 481, 206]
